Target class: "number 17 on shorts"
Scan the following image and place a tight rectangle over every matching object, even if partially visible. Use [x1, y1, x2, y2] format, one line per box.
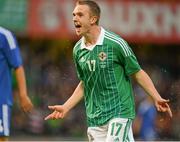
[106, 118, 134, 142]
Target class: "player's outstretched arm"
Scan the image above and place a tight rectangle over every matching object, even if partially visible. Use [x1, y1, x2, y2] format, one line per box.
[133, 69, 172, 117]
[15, 66, 33, 112]
[45, 81, 84, 120]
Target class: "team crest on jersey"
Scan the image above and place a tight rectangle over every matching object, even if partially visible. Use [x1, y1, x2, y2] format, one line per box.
[98, 52, 107, 61]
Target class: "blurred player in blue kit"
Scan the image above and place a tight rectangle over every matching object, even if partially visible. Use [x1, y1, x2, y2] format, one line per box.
[134, 94, 158, 140]
[0, 26, 33, 141]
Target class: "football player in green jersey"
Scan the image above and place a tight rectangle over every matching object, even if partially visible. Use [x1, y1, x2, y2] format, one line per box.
[45, 1, 172, 141]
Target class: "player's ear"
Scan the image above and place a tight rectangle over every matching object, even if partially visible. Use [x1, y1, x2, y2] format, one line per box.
[90, 16, 98, 24]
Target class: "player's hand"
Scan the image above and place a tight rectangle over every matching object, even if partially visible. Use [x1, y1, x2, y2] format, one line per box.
[155, 98, 172, 118]
[44, 105, 67, 120]
[19, 95, 34, 113]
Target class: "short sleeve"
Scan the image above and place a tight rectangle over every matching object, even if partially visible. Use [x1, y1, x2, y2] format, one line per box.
[116, 39, 141, 76]
[1, 30, 22, 68]
[124, 52, 141, 75]
[73, 45, 83, 81]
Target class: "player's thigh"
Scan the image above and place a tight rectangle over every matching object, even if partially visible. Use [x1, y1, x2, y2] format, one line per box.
[106, 118, 134, 142]
[0, 104, 11, 137]
[87, 124, 108, 142]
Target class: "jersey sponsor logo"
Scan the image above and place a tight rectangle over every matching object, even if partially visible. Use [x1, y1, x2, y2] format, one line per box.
[98, 52, 107, 61]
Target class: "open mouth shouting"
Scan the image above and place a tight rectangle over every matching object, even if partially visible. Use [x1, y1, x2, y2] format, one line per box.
[74, 22, 82, 33]
[75, 23, 82, 28]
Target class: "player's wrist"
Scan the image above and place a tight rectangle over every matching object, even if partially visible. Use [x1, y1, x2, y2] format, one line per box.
[63, 103, 71, 114]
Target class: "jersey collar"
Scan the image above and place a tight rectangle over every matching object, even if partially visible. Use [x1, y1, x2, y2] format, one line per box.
[80, 27, 105, 51]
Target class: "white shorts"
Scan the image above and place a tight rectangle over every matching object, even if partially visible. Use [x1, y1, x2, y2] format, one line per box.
[87, 118, 134, 142]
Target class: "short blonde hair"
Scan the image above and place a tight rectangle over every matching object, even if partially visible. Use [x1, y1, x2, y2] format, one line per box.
[76, 0, 101, 25]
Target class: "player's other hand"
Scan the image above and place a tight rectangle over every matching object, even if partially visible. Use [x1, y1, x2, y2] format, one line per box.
[155, 98, 172, 118]
[44, 105, 67, 120]
[20, 95, 34, 113]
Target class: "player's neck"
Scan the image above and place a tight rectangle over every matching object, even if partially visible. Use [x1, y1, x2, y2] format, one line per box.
[84, 25, 101, 46]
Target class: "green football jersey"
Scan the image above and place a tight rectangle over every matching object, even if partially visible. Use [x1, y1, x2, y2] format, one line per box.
[73, 27, 141, 127]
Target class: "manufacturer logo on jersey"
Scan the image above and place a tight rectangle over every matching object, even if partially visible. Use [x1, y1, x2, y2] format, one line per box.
[98, 52, 107, 61]
[79, 57, 86, 62]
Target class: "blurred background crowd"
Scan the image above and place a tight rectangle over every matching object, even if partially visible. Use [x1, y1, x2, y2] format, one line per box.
[0, 0, 179, 141]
